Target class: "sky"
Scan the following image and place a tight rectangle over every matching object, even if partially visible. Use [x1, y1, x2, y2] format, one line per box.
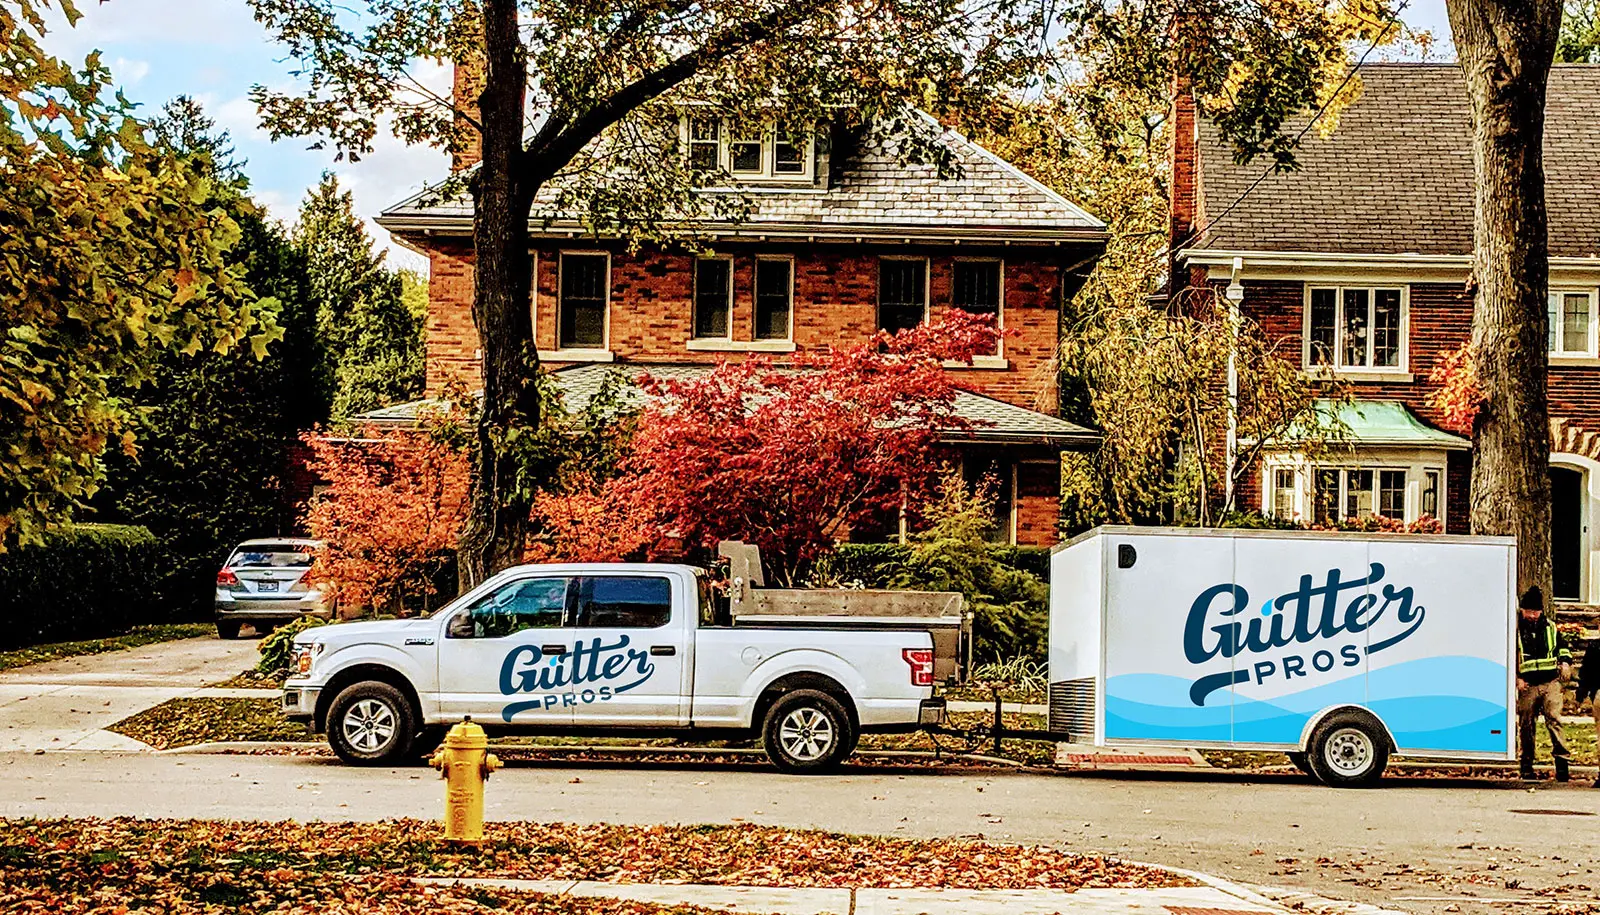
[40, 0, 1456, 273]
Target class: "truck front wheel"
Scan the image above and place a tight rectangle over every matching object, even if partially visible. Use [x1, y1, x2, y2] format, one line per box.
[1307, 710, 1390, 788]
[762, 690, 857, 774]
[327, 681, 417, 766]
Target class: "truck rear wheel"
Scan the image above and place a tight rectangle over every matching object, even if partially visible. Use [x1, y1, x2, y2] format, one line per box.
[1307, 710, 1390, 788]
[761, 689, 856, 774]
[327, 681, 417, 766]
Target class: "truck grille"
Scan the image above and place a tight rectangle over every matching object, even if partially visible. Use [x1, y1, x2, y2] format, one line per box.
[1048, 678, 1095, 742]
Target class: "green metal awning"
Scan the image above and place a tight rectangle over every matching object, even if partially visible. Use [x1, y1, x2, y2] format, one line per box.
[1313, 399, 1470, 451]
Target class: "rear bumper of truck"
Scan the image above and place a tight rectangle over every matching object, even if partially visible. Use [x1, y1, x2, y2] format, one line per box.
[854, 697, 945, 733]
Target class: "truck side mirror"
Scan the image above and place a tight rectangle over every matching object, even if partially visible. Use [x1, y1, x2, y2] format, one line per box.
[446, 612, 475, 640]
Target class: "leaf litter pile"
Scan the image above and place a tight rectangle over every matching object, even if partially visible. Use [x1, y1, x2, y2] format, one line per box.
[0, 817, 1184, 912]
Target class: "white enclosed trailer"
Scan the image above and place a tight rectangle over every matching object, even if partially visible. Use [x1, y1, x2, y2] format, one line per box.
[1048, 526, 1517, 786]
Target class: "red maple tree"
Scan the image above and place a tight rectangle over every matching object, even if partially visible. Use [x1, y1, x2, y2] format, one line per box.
[1426, 342, 1484, 436]
[528, 313, 1003, 583]
[302, 418, 470, 615]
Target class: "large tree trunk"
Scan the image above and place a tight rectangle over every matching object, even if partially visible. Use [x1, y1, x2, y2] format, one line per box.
[458, 0, 538, 588]
[1445, 0, 1562, 598]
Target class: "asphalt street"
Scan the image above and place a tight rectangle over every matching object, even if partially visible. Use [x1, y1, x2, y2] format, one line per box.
[2, 749, 1595, 915]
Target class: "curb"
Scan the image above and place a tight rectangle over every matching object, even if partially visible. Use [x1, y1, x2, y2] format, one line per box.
[1147, 863, 1410, 915]
[156, 741, 1030, 768]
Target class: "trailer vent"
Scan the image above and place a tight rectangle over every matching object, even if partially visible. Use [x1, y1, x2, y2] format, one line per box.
[1048, 678, 1095, 742]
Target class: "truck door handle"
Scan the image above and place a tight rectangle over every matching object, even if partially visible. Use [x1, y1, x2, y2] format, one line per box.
[541, 644, 569, 655]
[649, 645, 676, 656]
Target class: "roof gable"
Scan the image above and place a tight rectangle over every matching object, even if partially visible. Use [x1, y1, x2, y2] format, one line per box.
[379, 115, 1105, 244]
[1192, 64, 1600, 259]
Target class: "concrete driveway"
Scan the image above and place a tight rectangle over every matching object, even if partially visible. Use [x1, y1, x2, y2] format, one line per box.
[0, 636, 268, 751]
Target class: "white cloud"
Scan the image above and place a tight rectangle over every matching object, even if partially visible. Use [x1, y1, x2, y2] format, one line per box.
[112, 57, 150, 85]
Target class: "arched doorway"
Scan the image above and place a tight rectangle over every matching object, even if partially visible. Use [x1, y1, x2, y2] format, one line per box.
[1550, 464, 1585, 602]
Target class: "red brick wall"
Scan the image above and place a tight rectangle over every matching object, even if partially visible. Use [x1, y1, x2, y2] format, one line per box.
[1234, 277, 1600, 533]
[1015, 461, 1062, 545]
[426, 239, 1069, 412]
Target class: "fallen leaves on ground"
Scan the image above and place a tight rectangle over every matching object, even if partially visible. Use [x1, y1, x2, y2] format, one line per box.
[107, 697, 313, 749]
[0, 818, 1187, 898]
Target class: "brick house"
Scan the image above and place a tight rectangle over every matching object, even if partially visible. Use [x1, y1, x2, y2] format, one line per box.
[375, 111, 1106, 545]
[1171, 62, 1600, 604]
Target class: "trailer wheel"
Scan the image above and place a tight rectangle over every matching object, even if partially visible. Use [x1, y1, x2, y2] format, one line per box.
[761, 689, 856, 774]
[1307, 710, 1390, 788]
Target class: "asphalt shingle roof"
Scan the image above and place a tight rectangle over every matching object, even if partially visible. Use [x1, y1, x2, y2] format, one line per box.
[356, 362, 1099, 447]
[1193, 63, 1600, 258]
[379, 116, 1104, 242]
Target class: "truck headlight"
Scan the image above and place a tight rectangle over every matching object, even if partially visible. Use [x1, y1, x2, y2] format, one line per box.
[293, 644, 317, 676]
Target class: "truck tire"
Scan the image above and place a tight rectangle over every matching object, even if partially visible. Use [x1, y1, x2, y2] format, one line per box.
[761, 689, 857, 774]
[215, 620, 241, 640]
[1306, 710, 1390, 788]
[327, 681, 418, 766]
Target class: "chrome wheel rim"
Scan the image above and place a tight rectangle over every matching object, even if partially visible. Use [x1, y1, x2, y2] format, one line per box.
[342, 698, 397, 753]
[778, 707, 836, 762]
[1324, 727, 1374, 776]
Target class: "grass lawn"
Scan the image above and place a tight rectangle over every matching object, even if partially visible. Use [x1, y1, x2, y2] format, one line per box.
[0, 818, 1185, 903]
[0, 624, 213, 672]
[108, 697, 314, 750]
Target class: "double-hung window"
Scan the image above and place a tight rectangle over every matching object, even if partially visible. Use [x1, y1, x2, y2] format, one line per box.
[1306, 286, 1405, 371]
[952, 260, 1002, 355]
[1549, 289, 1598, 357]
[688, 117, 721, 171]
[693, 258, 732, 339]
[754, 258, 792, 340]
[879, 258, 927, 333]
[559, 253, 609, 350]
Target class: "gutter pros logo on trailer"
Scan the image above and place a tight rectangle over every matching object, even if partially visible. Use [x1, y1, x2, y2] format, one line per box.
[498, 636, 655, 721]
[1184, 563, 1424, 706]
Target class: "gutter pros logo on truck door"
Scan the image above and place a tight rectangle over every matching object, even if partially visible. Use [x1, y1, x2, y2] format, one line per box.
[1184, 562, 1425, 706]
[498, 636, 655, 721]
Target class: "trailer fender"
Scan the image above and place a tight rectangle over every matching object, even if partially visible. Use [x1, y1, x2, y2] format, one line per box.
[1297, 704, 1398, 752]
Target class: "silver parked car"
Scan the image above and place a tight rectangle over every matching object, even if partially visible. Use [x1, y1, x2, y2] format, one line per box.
[214, 538, 334, 639]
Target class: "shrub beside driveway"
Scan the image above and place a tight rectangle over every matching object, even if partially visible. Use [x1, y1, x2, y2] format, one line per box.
[0, 818, 1186, 913]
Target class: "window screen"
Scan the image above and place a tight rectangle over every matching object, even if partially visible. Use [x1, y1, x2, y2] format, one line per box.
[695, 259, 731, 338]
[878, 259, 926, 333]
[755, 259, 792, 340]
[576, 576, 672, 629]
[560, 253, 608, 348]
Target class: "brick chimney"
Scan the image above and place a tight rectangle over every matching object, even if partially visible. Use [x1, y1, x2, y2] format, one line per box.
[451, 54, 484, 172]
[1168, 76, 1199, 301]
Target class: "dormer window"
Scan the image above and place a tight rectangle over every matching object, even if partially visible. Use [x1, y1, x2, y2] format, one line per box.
[688, 118, 720, 171]
[681, 115, 815, 181]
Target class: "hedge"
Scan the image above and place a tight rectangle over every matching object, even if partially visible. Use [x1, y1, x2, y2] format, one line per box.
[0, 524, 167, 649]
[819, 543, 1052, 664]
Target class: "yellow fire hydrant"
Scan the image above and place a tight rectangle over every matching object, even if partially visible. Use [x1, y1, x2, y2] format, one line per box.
[429, 717, 501, 844]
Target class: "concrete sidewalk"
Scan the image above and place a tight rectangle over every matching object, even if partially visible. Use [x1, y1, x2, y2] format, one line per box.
[414, 873, 1404, 915]
[0, 636, 263, 751]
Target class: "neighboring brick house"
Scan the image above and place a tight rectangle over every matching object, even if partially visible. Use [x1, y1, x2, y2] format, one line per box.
[375, 111, 1106, 545]
[1171, 62, 1600, 604]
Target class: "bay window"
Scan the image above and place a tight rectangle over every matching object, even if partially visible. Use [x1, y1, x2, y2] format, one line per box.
[1274, 462, 1444, 526]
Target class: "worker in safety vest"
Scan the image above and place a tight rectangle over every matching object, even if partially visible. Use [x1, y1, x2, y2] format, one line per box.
[1516, 586, 1573, 782]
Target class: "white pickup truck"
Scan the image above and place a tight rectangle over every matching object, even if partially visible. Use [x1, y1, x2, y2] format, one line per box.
[282, 561, 951, 772]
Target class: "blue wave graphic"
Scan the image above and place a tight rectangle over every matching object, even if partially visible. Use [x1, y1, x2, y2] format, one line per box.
[1106, 656, 1508, 753]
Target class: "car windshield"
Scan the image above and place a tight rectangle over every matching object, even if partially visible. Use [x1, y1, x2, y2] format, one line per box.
[229, 545, 316, 568]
